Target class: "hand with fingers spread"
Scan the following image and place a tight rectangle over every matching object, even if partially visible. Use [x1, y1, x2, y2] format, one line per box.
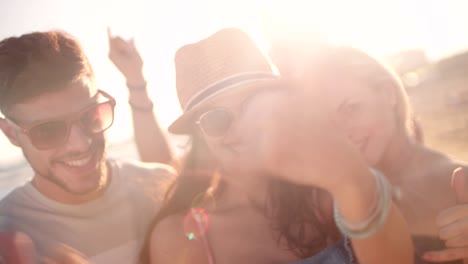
[239, 85, 369, 192]
[423, 167, 468, 263]
[107, 27, 145, 87]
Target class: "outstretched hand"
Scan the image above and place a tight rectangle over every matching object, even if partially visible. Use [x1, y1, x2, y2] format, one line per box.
[107, 27, 145, 86]
[424, 167, 468, 263]
[239, 84, 368, 192]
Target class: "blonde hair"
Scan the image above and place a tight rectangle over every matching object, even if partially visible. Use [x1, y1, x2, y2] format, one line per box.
[302, 46, 413, 136]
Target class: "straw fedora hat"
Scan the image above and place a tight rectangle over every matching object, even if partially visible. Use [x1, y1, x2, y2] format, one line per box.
[169, 28, 281, 134]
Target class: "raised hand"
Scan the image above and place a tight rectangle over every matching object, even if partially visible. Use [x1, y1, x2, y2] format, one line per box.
[424, 167, 468, 263]
[107, 27, 145, 86]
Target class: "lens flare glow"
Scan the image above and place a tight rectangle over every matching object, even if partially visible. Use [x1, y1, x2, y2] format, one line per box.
[183, 208, 210, 241]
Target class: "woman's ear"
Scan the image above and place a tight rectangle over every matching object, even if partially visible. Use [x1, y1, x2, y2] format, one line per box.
[0, 118, 20, 147]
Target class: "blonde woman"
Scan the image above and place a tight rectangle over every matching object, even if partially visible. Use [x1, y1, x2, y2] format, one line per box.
[297, 46, 468, 263]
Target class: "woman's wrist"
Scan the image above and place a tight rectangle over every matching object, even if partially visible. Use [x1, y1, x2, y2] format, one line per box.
[331, 168, 379, 224]
[333, 169, 393, 238]
[128, 86, 154, 112]
[129, 99, 154, 112]
[125, 73, 146, 90]
[127, 81, 147, 92]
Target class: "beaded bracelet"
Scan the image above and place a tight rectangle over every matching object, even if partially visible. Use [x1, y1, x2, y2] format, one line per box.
[333, 169, 392, 239]
[128, 100, 154, 112]
[127, 81, 147, 91]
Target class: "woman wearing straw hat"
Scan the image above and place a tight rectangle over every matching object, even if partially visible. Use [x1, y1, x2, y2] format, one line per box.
[139, 28, 413, 264]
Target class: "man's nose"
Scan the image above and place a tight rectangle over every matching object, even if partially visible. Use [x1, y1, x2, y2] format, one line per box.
[63, 124, 92, 152]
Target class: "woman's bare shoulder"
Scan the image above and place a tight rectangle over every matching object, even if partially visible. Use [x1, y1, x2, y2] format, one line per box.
[149, 215, 185, 259]
[151, 215, 184, 240]
[149, 214, 209, 264]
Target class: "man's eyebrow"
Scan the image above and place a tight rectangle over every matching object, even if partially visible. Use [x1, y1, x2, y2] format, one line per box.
[26, 93, 101, 124]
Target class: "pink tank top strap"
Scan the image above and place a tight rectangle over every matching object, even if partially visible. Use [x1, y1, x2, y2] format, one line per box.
[188, 208, 216, 264]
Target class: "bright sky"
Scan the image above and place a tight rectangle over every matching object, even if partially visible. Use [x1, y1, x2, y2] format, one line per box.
[1, 0, 468, 165]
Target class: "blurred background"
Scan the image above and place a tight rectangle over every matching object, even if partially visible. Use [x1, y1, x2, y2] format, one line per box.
[1, 0, 468, 197]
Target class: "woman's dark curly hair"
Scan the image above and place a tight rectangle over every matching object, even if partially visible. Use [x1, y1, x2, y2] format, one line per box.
[139, 132, 339, 263]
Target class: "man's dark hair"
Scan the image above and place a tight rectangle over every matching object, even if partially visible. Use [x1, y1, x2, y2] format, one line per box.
[0, 31, 94, 113]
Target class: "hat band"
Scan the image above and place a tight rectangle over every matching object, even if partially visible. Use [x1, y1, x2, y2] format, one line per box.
[184, 72, 278, 112]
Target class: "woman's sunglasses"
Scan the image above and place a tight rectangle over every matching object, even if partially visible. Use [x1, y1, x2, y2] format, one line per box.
[195, 108, 234, 139]
[6, 90, 116, 150]
[194, 86, 284, 139]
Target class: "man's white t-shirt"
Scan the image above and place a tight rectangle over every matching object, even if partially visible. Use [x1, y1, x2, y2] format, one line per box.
[0, 159, 174, 263]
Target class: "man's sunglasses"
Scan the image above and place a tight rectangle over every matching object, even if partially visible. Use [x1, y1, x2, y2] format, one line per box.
[195, 108, 234, 139]
[6, 90, 116, 150]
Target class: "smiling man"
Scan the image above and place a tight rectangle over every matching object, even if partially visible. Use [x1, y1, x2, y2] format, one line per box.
[0, 31, 174, 263]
